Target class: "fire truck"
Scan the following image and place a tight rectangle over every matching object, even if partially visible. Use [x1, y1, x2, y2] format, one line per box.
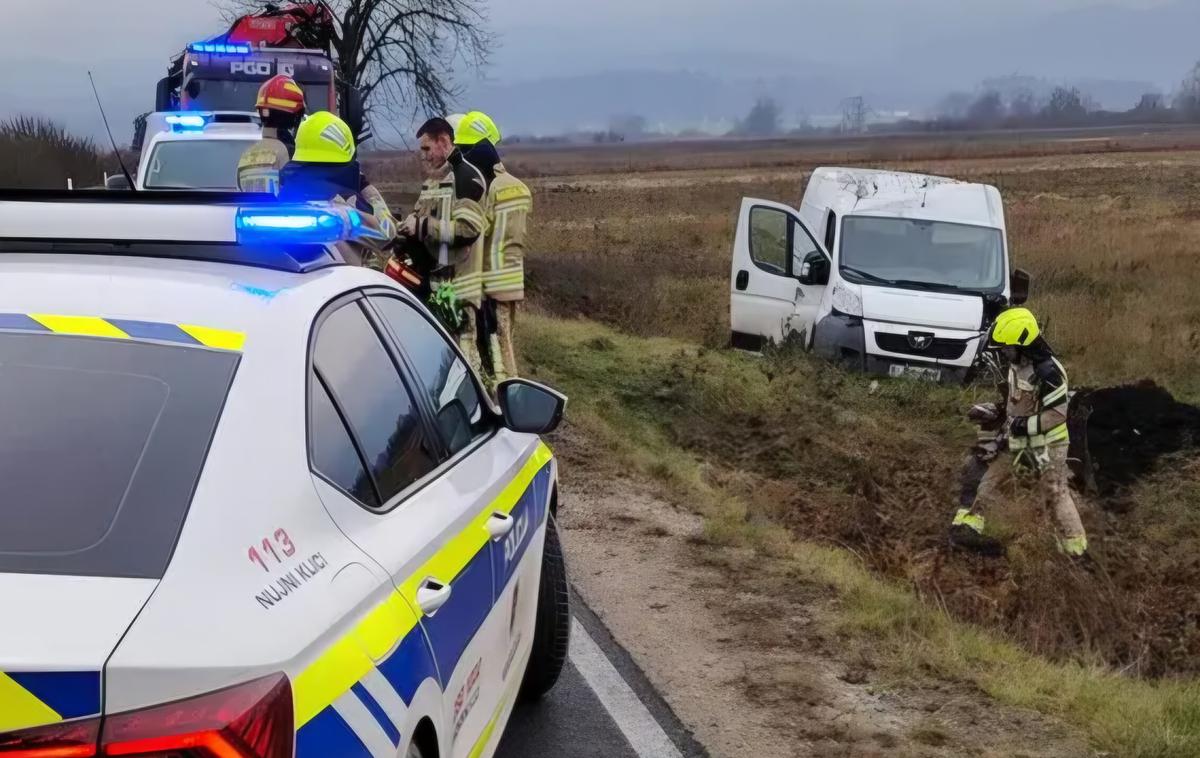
[135, 4, 367, 151]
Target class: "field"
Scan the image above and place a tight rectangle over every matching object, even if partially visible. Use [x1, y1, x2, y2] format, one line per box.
[371, 130, 1200, 755]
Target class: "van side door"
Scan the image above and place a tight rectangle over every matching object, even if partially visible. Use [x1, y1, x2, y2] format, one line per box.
[730, 197, 830, 349]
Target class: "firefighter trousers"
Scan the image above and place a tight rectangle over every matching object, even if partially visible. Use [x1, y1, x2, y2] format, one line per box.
[966, 445, 1086, 545]
[489, 301, 519, 385]
[456, 306, 485, 380]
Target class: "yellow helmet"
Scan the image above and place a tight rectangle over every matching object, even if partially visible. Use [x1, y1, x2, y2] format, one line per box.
[454, 110, 502, 146]
[988, 307, 1041, 348]
[293, 111, 356, 164]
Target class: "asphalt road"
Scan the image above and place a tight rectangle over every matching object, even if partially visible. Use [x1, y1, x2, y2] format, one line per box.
[496, 597, 708, 758]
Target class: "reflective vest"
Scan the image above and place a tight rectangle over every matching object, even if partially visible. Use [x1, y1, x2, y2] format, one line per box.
[1007, 358, 1070, 451]
[482, 164, 531, 302]
[237, 138, 291, 194]
[417, 162, 487, 308]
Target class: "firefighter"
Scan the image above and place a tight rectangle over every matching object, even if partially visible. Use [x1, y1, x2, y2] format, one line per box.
[949, 308, 1088, 557]
[396, 117, 487, 372]
[454, 111, 530, 385]
[237, 75, 306, 194]
[278, 111, 396, 268]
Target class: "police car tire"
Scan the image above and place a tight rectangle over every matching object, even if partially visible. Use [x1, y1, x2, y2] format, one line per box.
[519, 515, 570, 701]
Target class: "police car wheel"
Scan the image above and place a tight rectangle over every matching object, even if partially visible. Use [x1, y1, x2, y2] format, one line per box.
[519, 515, 570, 701]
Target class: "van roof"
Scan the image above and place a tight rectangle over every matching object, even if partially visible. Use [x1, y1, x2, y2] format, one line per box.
[806, 167, 1005, 230]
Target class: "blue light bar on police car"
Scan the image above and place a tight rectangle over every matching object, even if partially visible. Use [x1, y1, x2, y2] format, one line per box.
[235, 207, 363, 245]
[165, 114, 209, 130]
[189, 42, 253, 55]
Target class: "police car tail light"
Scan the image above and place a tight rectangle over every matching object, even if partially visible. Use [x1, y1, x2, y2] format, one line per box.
[99, 674, 292, 758]
[0, 717, 99, 757]
[235, 207, 360, 245]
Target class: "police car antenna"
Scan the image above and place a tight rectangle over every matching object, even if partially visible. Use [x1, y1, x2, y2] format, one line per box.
[88, 71, 136, 190]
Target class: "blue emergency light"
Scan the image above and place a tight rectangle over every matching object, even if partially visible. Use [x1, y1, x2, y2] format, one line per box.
[164, 114, 209, 130]
[235, 207, 363, 245]
[189, 42, 253, 55]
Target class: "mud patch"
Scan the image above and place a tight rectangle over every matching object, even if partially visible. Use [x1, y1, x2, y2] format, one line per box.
[1076, 381, 1200, 497]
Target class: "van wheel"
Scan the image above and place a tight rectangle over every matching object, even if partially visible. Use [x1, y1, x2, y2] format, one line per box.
[520, 515, 571, 701]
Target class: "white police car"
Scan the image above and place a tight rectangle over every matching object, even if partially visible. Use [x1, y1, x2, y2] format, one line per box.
[136, 112, 263, 191]
[0, 191, 570, 758]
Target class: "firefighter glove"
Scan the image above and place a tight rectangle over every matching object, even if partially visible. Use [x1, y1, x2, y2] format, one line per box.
[1009, 415, 1033, 437]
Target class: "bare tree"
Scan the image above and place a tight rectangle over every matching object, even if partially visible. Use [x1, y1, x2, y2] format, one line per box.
[220, 1, 493, 121]
[1175, 61, 1200, 121]
[1041, 86, 1088, 125]
[966, 91, 1005, 129]
[737, 97, 782, 137]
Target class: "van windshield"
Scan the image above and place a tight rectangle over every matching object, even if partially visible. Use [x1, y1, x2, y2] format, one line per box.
[839, 216, 1005, 293]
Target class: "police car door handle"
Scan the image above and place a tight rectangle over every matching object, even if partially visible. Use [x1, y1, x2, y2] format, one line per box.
[486, 512, 515, 541]
[416, 578, 452, 615]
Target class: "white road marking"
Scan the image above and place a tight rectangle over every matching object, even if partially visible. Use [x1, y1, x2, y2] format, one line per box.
[569, 618, 684, 758]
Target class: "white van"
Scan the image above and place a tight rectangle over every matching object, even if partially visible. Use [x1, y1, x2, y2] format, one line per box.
[729, 167, 1027, 382]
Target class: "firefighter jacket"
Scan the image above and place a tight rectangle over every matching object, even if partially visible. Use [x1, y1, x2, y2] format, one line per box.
[482, 164, 531, 302]
[410, 153, 487, 307]
[237, 136, 291, 194]
[1007, 352, 1070, 452]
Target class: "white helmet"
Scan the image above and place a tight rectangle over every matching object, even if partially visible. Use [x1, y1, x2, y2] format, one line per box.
[446, 113, 466, 137]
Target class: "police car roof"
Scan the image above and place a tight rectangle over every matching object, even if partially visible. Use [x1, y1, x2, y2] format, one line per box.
[0, 191, 344, 273]
[0, 191, 378, 342]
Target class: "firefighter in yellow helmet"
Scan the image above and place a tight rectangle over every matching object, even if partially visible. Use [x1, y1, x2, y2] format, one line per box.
[238, 75, 306, 194]
[455, 111, 531, 387]
[949, 307, 1088, 557]
[278, 111, 396, 267]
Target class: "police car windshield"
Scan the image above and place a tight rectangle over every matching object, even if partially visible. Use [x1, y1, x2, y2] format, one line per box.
[0, 332, 238, 579]
[145, 139, 258, 190]
[839, 216, 1006, 294]
[186, 79, 331, 112]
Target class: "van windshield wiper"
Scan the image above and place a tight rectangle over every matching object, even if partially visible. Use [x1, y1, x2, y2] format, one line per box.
[890, 279, 987, 294]
[840, 266, 896, 286]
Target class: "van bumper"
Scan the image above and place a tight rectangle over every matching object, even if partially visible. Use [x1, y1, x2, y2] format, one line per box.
[813, 313, 974, 384]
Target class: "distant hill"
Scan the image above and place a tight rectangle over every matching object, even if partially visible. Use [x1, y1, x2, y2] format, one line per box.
[467, 0, 1199, 135]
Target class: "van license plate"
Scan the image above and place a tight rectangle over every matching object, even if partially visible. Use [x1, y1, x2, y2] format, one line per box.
[889, 364, 942, 382]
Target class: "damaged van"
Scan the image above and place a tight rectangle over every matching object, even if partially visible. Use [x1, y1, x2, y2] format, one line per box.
[730, 167, 1028, 382]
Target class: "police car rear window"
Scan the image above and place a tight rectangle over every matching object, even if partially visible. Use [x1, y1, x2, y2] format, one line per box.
[0, 332, 237, 579]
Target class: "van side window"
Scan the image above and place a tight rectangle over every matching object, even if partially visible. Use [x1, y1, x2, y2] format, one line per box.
[825, 210, 837, 252]
[749, 206, 789, 275]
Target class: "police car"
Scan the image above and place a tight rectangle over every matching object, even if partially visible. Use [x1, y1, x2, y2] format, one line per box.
[0, 191, 570, 758]
[135, 112, 264, 191]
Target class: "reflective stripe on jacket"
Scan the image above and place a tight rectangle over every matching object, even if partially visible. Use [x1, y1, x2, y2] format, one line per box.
[237, 138, 291, 194]
[482, 164, 532, 302]
[1007, 356, 1070, 450]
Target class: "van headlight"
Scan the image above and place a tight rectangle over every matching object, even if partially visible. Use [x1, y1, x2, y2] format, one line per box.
[831, 282, 863, 317]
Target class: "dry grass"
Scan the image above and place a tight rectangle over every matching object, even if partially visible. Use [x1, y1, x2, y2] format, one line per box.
[524, 313, 1200, 757]
[498, 138, 1200, 402]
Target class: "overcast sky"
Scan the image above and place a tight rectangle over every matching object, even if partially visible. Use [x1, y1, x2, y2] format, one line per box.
[0, 0, 1186, 141]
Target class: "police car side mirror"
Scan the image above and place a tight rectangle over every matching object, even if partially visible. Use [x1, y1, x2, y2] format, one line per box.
[497, 379, 567, 435]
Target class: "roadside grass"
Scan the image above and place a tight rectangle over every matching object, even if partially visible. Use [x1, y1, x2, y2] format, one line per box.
[524, 312, 1200, 757]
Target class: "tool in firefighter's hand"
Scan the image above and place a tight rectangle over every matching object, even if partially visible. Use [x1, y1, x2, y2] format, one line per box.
[385, 256, 425, 292]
